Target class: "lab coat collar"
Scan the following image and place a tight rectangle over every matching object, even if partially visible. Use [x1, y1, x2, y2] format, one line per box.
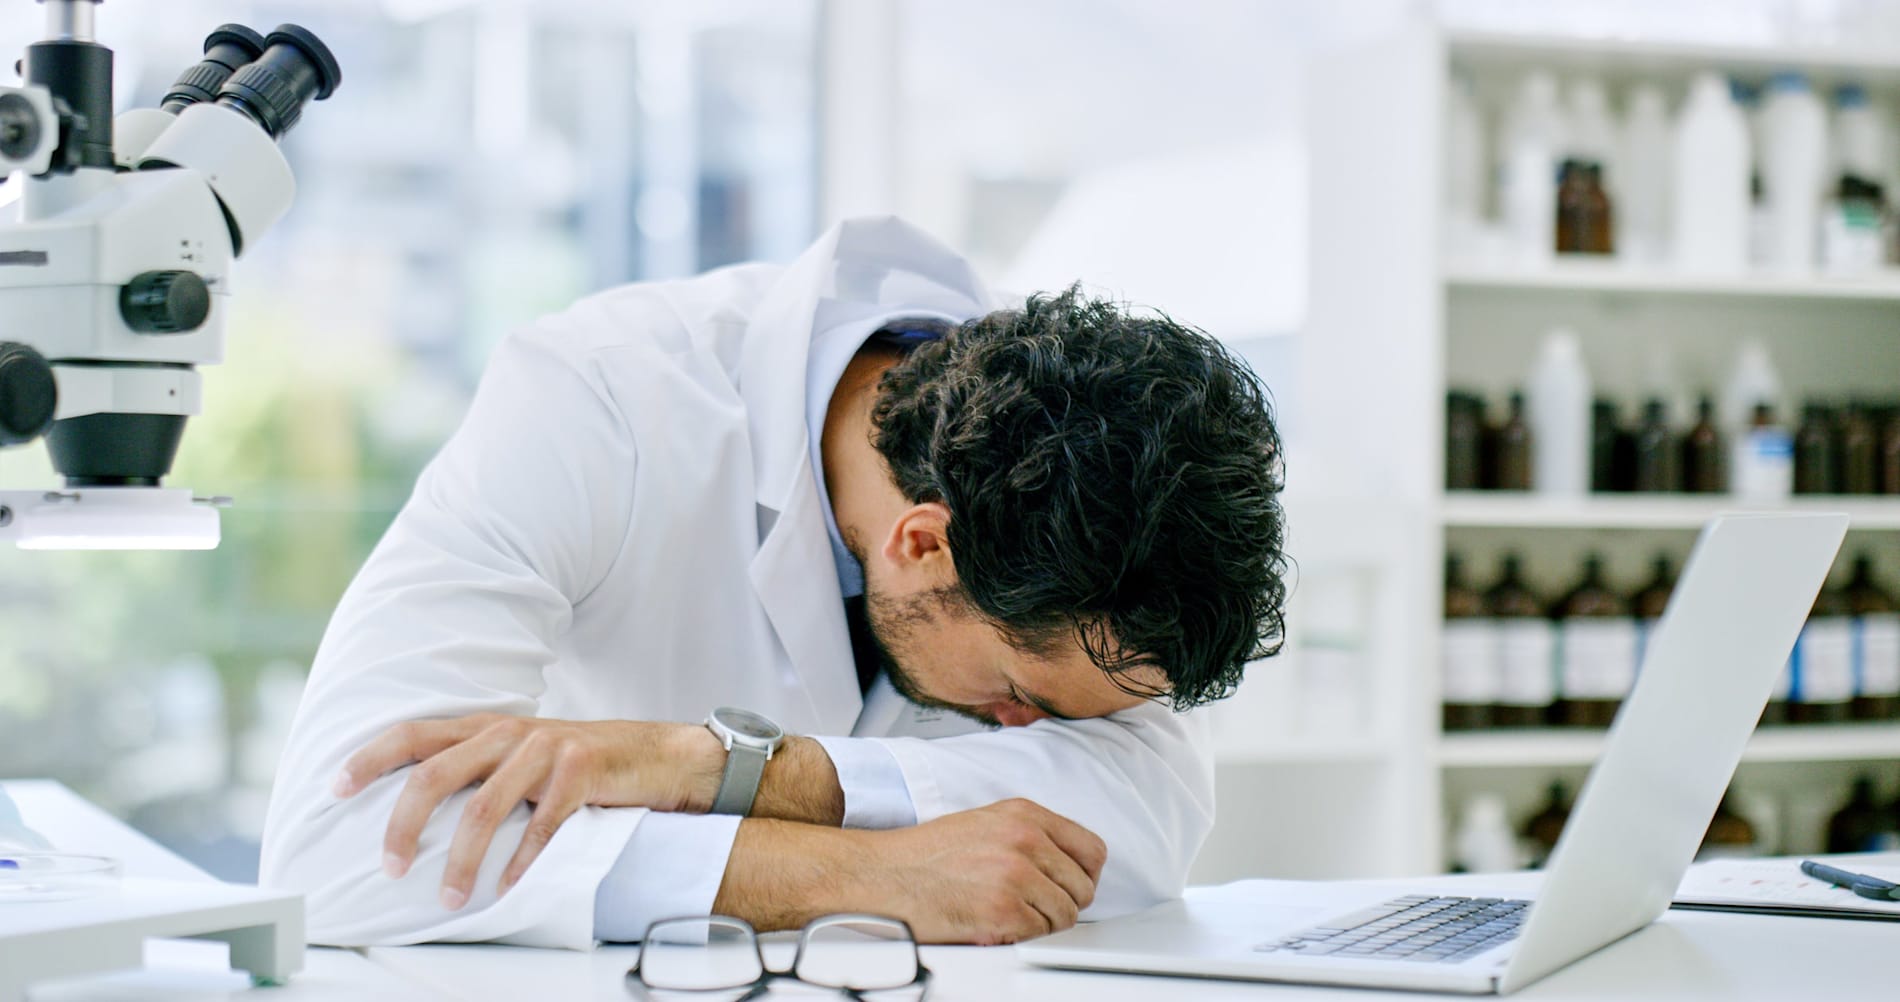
[739, 216, 996, 736]
[738, 215, 996, 512]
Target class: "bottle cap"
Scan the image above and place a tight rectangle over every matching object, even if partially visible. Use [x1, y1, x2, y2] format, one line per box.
[1768, 70, 1811, 92]
[1835, 83, 1869, 107]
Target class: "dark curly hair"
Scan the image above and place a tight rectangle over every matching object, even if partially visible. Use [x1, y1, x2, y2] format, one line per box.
[871, 284, 1288, 710]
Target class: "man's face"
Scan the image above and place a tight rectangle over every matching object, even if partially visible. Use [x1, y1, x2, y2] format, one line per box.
[859, 568, 1157, 727]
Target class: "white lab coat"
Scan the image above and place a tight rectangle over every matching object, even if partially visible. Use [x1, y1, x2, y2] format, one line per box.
[258, 216, 1216, 949]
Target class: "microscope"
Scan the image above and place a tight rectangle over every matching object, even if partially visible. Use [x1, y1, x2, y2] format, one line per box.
[0, 0, 338, 549]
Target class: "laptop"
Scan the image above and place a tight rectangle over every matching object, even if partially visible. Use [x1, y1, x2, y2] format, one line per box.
[1020, 513, 1848, 995]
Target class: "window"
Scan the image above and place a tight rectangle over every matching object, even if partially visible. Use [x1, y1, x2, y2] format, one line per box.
[0, 0, 817, 880]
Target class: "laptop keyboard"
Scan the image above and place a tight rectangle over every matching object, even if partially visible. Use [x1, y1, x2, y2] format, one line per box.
[1254, 895, 1528, 964]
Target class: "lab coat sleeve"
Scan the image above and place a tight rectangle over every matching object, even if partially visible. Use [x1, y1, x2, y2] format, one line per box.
[258, 322, 654, 949]
[593, 811, 742, 942]
[809, 736, 919, 829]
[863, 702, 1213, 918]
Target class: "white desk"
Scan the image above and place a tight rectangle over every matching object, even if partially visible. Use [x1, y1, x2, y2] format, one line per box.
[363, 877, 1891, 1001]
[2, 781, 430, 1002]
[7, 782, 1891, 1000]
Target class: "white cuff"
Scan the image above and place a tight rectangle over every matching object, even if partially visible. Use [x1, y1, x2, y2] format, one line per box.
[593, 811, 742, 942]
[810, 736, 918, 829]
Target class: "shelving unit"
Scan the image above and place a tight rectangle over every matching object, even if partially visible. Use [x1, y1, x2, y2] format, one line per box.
[1279, 22, 1900, 882]
[1447, 262, 1900, 302]
[1447, 29, 1900, 86]
[1439, 723, 1900, 768]
[1442, 493, 1900, 530]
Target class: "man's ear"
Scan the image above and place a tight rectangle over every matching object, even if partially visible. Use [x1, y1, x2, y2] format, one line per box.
[883, 502, 954, 573]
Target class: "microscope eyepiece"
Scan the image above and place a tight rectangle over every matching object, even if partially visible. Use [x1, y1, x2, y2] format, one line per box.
[213, 24, 340, 139]
[161, 24, 266, 115]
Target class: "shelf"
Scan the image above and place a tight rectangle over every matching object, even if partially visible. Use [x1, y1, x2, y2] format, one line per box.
[1447, 29, 1900, 85]
[1439, 722, 1900, 768]
[1214, 741, 1395, 767]
[1446, 262, 1900, 303]
[1441, 493, 1900, 531]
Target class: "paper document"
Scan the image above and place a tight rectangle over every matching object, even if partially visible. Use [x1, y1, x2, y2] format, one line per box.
[1673, 855, 1900, 921]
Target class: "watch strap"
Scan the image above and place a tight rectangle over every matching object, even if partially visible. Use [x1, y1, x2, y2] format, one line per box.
[710, 738, 768, 816]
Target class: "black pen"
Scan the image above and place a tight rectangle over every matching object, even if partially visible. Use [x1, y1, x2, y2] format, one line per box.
[1800, 859, 1900, 901]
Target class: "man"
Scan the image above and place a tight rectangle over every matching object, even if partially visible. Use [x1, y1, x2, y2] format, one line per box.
[260, 216, 1287, 949]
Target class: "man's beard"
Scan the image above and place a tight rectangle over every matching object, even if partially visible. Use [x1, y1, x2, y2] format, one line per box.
[863, 579, 1002, 728]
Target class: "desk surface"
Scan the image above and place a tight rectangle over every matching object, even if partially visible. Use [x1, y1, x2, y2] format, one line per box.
[365, 885, 1892, 1001]
[6, 780, 1892, 1001]
[4, 781, 414, 1002]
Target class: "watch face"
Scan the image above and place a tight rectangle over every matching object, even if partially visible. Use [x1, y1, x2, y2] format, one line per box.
[714, 707, 783, 742]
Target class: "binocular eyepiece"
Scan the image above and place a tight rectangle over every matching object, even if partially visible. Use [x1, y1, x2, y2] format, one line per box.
[161, 23, 340, 139]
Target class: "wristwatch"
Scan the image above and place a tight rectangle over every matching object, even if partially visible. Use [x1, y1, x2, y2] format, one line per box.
[704, 707, 785, 816]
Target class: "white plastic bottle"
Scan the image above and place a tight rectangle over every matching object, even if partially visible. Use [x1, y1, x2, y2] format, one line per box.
[1822, 83, 1887, 272]
[1620, 83, 1672, 264]
[1453, 794, 1524, 874]
[1832, 82, 1885, 181]
[1672, 73, 1751, 274]
[1527, 328, 1592, 496]
[1760, 72, 1827, 272]
[1733, 403, 1794, 503]
[1500, 71, 1564, 266]
[1735, 80, 1776, 268]
[1720, 339, 1784, 437]
[1444, 70, 1487, 262]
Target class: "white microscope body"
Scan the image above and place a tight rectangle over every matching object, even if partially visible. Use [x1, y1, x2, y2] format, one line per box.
[0, 0, 338, 549]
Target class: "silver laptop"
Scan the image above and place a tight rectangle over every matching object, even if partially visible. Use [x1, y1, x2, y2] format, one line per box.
[1020, 513, 1848, 995]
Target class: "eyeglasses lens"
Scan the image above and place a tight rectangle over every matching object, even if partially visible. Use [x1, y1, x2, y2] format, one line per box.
[793, 918, 919, 990]
[639, 918, 764, 990]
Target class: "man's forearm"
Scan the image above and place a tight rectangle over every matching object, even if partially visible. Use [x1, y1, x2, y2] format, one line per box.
[708, 800, 1106, 944]
[756, 736, 846, 825]
[709, 819, 857, 931]
[680, 727, 845, 826]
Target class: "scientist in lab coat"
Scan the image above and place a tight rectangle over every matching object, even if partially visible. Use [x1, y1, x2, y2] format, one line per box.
[259, 216, 1288, 949]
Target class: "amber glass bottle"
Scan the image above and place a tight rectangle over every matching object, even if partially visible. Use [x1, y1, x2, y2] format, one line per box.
[1632, 399, 1680, 492]
[1681, 396, 1726, 493]
[1826, 777, 1884, 853]
[1845, 554, 1900, 720]
[1487, 555, 1554, 728]
[1630, 554, 1676, 669]
[1492, 393, 1532, 491]
[1446, 392, 1485, 490]
[1590, 399, 1621, 493]
[1882, 411, 1900, 494]
[1699, 794, 1761, 859]
[1554, 554, 1636, 727]
[1556, 159, 1614, 254]
[1442, 555, 1498, 731]
[1522, 781, 1572, 868]
[1793, 404, 1839, 495]
[1790, 585, 1855, 724]
[1839, 405, 1877, 495]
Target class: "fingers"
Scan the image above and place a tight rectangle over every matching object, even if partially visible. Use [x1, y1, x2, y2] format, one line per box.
[1019, 801, 1108, 886]
[335, 715, 491, 799]
[382, 733, 511, 881]
[498, 761, 589, 895]
[1023, 829, 1098, 913]
[438, 735, 553, 909]
[1013, 868, 1078, 937]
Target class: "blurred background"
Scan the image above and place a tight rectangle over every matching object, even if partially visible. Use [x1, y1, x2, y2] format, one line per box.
[4, 0, 1900, 885]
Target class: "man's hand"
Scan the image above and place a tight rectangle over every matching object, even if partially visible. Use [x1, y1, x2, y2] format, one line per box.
[716, 799, 1108, 945]
[332, 714, 725, 908]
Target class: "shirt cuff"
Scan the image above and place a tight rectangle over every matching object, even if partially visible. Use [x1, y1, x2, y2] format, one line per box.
[593, 811, 742, 942]
[810, 735, 918, 829]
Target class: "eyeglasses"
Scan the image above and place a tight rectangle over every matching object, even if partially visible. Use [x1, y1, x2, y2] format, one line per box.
[626, 914, 932, 1001]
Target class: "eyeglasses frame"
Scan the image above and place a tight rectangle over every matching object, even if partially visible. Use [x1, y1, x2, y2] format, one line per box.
[625, 912, 933, 1001]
